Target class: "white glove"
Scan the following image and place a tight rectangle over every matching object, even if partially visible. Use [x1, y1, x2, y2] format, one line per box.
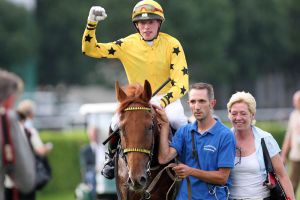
[88, 6, 107, 23]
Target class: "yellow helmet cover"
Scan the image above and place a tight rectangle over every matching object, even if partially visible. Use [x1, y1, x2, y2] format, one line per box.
[132, 0, 165, 22]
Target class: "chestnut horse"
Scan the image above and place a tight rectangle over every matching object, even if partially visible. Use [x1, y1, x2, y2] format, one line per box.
[114, 80, 178, 200]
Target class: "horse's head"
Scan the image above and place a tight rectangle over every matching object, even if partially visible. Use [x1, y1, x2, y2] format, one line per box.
[116, 80, 157, 191]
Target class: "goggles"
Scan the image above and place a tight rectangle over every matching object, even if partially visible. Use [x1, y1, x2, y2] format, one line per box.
[133, 4, 163, 16]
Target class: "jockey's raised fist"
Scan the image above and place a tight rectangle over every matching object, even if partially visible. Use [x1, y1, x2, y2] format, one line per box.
[88, 6, 107, 23]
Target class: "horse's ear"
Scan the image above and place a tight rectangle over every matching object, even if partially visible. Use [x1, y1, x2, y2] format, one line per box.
[115, 81, 127, 102]
[141, 80, 152, 102]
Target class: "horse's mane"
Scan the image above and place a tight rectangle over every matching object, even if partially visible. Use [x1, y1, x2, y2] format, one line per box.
[117, 83, 151, 114]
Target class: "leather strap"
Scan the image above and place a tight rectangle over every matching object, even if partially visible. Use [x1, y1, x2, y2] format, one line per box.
[1, 109, 19, 200]
[1, 111, 15, 166]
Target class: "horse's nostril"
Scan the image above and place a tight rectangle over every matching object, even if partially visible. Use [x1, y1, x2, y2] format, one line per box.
[139, 175, 147, 186]
[127, 177, 133, 185]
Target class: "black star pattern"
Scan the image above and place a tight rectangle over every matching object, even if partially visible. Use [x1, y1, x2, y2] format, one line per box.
[166, 92, 173, 99]
[115, 40, 123, 46]
[172, 47, 180, 55]
[181, 67, 188, 76]
[85, 34, 93, 42]
[108, 47, 116, 55]
[170, 64, 174, 70]
[171, 79, 176, 86]
[180, 86, 186, 95]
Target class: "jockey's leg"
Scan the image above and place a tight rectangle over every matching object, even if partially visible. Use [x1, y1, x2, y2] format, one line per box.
[101, 114, 120, 179]
[165, 99, 188, 130]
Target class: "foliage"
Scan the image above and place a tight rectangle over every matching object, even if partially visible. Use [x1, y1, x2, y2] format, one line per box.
[255, 121, 286, 146]
[0, 1, 38, 69]
[164, 0, 235, 84]
[226, 0, 290, 85]
[37, 129, 88, 194]
[2, 0, 300, 88]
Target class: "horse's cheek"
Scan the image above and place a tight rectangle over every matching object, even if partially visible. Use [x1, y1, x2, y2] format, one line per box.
[118, 158, 129, 180]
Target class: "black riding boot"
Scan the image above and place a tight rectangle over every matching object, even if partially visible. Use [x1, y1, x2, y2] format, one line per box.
[101, 127, 119, 179]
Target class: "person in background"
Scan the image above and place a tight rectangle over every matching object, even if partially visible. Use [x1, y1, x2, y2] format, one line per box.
[0, 69, 36, 200]
[17, 99, 53, 156]
[5, 100, 53, 200]
[227, 91, 295, 200]
[79, 126, 100, 199]
[156, 82, 236, 199]
[281, 90, 300, 195]
[82, 0, 189, 179]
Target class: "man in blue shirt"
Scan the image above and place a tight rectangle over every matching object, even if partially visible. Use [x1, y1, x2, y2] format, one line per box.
[156, 82, 236, 200]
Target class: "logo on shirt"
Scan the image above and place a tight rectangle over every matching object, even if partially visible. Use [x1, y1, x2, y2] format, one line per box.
[203, 145, 217, 152]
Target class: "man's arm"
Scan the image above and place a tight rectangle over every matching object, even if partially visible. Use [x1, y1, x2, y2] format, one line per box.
[8, 110, 36, 193]
[281, 115, 292, 164]
[172, 163, 231, 185]
[155, 108, 177, 164]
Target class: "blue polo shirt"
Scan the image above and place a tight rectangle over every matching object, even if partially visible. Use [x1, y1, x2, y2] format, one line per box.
[170, 120, 236, 200]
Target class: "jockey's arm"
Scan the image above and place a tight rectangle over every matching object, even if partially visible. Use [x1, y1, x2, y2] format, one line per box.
[155, 108, 177, 164]
[159, 42, 189, 108]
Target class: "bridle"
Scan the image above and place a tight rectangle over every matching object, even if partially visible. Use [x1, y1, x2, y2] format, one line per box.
[119, 105, 155, 176]
[117, 105, 186, 200]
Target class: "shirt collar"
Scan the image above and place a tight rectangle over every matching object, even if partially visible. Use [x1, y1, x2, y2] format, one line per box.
[190, 119, 219, 135]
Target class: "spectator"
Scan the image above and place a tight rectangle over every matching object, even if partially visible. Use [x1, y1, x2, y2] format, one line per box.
[156, 82, 236, 199]
[79, 126, 100, 199]
[227, 91, 294, 199]
[5, 99, 53, 200]
[82, 0, 189, 179]
[17, 99, 53, 156]
[281, 90, 300, 195]
[0, 69, 35, 199]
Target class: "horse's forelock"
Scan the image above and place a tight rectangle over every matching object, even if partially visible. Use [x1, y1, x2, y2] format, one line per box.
[125, 83, 144, 97]
[117, 83, 149, 114]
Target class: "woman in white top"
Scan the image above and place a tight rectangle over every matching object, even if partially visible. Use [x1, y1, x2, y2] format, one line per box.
[227, 91, 294, 200]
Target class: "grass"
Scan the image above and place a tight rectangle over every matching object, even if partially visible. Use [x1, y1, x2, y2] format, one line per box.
[37, 191, 74, 200]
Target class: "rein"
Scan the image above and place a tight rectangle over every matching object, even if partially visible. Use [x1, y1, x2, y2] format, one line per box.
[143, 163, 192, 200]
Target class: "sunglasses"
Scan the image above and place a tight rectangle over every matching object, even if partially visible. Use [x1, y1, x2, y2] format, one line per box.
[133, 4, 163, 15]
[235, 147, 242, 166]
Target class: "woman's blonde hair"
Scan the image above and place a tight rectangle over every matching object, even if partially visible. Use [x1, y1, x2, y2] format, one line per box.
[17, 99, 36, 118]
[227, 91, 256, 124]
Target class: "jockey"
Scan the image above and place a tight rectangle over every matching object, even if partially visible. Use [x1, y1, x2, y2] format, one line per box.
[82, 0, 189, 179]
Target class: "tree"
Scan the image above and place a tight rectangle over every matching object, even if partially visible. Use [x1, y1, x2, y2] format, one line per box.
[0, 1, 37, 69]
[227, 0, 290, 83]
